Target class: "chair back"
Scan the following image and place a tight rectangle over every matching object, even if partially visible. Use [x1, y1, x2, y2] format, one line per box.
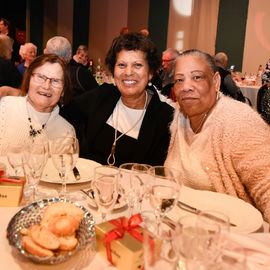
[257, 84, 270, 124]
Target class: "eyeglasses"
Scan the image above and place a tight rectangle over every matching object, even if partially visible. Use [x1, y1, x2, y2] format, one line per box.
[31, 73, 63, 88]
[162, 59, 175, 63]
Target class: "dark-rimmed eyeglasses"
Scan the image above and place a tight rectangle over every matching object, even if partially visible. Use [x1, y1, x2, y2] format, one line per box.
[162, 59, 175, 63]
[31, 73, 63, 88]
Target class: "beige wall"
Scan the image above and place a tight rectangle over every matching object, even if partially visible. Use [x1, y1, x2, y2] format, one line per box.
[128, 0, 149, 32]
[43, 0, 58, 48]
[89, 0, 128, 70]
[167, 0, 219, 55]
[57, 0, 73, 47]
[242, 0, 270, 73]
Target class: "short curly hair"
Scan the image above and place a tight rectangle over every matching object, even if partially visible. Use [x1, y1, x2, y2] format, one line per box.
[105, 32, 160, 76]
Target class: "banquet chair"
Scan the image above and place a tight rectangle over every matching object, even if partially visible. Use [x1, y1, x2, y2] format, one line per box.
[257, 84, 270, 125]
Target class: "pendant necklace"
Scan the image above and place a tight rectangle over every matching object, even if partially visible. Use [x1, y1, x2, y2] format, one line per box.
[193, 94, 220, 134]
[107, 92, 149, 166]
[26, 101, 51, 139]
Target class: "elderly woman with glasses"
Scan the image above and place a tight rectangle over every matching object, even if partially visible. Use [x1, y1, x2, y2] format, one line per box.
[0, 53, 75, 154]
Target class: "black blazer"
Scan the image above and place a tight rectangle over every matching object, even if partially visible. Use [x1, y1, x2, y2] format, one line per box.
[60, 83, 174, 166]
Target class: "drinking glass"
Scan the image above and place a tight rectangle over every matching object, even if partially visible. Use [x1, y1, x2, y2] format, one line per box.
[142, 211, 179, 270]
[50, 136, 79, 199]
[6, 143, 25, 177]
[119, 163, 149, 217]
[178, 211, 230, 270]
[148, 166, 181, 225]
[23, 142, 49, 202]
[93, 165, 119, 222]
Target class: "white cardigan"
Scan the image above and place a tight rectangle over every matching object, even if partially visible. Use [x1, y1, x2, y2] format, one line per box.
[0, 96, 75, 154]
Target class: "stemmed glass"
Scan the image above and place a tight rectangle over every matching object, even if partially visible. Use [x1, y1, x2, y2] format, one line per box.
[148, 166, 181, 228]
[50, 136, 79, 199]
[177, 211, 230, 270]
[6, 143, 25, 177]
[23, 141, 49, 202]
[119, 163, 149, 217]
[92, 165, 119, 222]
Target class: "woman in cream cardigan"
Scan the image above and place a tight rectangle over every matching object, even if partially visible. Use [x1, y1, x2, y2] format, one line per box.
[165, 49, 270, 223]
[0, 54, 75, 155]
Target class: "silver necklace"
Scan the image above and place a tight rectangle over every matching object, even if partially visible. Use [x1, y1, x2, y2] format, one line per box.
[107, 92, 149, 166]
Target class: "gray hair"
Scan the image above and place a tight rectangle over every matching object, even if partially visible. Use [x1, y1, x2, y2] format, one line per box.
[76, 45, 88, 54]
[163, 48, 180, 59]
[19, 43, 37, 59]
[45, 36, 72, 62]
[179, 49, 218, 73]
[214, 52, 228, 69]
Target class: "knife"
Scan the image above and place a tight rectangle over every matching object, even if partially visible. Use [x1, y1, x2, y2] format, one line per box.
[177, 201, 237, 227]
[73, 167, 81, 181]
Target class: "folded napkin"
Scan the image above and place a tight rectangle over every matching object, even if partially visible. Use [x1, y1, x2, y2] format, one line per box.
[222, 231, 270, 269]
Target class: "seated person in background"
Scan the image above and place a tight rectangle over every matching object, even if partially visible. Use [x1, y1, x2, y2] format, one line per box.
[0, 18, 21, 65]
[44, 37, 98, 98]
[17, 42, 37, 76]
[71, 45, 89, 67]
[0, 34, 22, 87]
[262, 58, 270, 84]
[214, 52, 245, 102]
[0, 54, 75, 154]
[139, 29, 149, 37]
[165, 49, 270, 223]
[120, 27, 129, 35]
[159, 48, 180, 101]
[61, 32, 174, 167]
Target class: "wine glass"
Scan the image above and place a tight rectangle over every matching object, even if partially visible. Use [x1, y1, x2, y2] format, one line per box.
[142, 210, 180, 270]
[6, 143, 25, 177]
[23, 141, 49, 202]
[92, 165, 119, 222]
[183, 211, 230, 270]
[119, 163, 149, 217]
[148, 166, 181, 227]
[50, 136, 79, 199]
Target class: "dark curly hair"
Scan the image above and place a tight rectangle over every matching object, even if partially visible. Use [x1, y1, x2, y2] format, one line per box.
[105, 32, 160, 76]
[21, 54, 72, 105]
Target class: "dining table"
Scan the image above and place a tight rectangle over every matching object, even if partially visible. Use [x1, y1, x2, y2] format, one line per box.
[238, 83, 261, 109]
[1, 156, 270, 270]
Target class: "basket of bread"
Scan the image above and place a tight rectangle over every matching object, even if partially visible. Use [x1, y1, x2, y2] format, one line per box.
[6, 198, 96, 264]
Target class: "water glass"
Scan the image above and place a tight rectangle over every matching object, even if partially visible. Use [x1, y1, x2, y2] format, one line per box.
[93, 165, 119, 222]
[142, 211, 179, 270]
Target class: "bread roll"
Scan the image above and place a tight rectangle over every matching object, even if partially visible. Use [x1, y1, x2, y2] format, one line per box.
[29, 225, 60, 250]
[47, 216, 79, 236]
[21, 235, 54, 257]
[42, 202, 84, 225]
[58, 235, 78, 251]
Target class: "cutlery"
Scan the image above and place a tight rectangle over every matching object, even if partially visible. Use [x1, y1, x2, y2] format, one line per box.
[80, 188, 122, 204]
[73, 167, 81, 180]
[177, 201, 237, 227]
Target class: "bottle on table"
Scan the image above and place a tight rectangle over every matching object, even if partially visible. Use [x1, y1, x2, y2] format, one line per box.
[88, 59, 94, 74]
[95, 58, 104, 85]
[256, 64, 263, 86]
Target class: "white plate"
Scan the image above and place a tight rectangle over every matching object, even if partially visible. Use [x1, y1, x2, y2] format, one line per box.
[41, 158, 101, 184]
[168, 186, 264, 234]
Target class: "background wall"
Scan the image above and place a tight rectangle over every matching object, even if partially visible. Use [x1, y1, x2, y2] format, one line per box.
[1, 0, 270, 74]
[242, 0, 270, 73]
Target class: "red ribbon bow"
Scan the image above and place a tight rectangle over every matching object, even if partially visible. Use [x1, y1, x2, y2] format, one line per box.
[102, 214, 143, 265]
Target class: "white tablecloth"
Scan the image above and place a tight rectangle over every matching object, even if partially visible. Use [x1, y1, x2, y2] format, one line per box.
[1, 162, 270, 269]
[240, 85, 260, 109]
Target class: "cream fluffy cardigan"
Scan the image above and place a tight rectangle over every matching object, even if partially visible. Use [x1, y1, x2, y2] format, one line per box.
[0, 96, 75, 155]
[165, 95, 270, 223]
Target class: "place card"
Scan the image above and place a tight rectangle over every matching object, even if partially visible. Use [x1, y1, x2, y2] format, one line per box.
[0, 177, 25, 207]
